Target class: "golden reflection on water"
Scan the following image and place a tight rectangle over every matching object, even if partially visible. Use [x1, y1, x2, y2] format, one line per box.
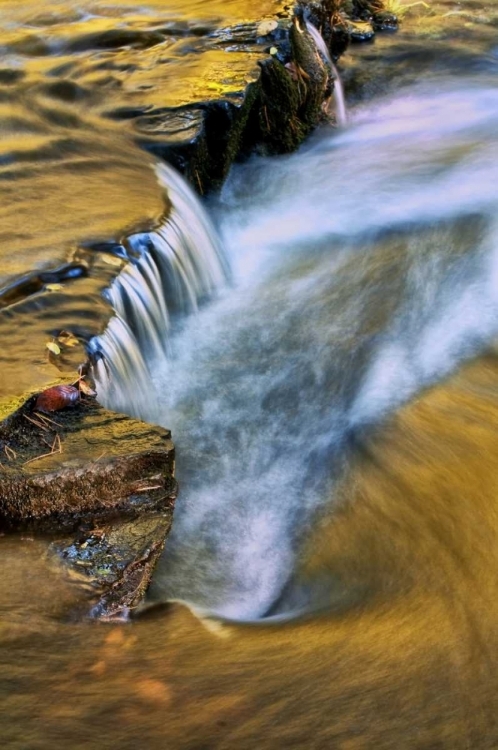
[2, 352, 498, 749]
[0, 0, 284, 399]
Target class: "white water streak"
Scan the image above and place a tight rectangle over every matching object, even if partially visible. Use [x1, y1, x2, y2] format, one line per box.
[91, 162, 228, 417]
[305, 20, 348, 127]
[96, 78, 498, 622]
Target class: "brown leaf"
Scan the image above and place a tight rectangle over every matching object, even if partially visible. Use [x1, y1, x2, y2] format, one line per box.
[79, 380, 97, 397]
[57, 330, 80, 348]
[34, 385, 79, 413]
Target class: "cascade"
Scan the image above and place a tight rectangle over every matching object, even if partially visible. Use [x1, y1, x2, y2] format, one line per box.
[93, 78, 498, 621]
[89, 163, 229, 416]
[305, 20, 348, 127]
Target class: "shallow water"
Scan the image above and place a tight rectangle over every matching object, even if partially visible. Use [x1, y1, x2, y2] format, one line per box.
[2, 0, 498, 748]
[0, 0, 276, 398]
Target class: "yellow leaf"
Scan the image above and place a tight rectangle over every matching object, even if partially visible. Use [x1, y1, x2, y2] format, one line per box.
[46, 342, 61, 356]
[102, 255, 123, 267]
[79, 380, 97, 397]
[57, 330, 80, 347]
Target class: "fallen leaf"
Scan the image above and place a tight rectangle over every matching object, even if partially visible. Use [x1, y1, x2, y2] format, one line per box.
[79, 380, 97, 397]
[102, 255, 123, 267]
[46, 342, 61, 356]
[35, 384, 79, 412]
[57, 330, 80, 348]
[257, 19, 278, 36]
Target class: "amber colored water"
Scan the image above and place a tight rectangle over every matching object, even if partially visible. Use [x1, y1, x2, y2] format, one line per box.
[1, 1, 498, 748]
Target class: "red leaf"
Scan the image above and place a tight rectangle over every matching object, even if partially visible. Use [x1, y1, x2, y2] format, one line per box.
[35, 385, 80, 413]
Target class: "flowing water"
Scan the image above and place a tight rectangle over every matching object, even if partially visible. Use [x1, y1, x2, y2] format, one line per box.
[2, 1, 498, 748]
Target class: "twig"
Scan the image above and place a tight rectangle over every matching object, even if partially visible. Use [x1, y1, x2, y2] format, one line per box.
[194, 169, 204, 195]
[23, 451, 56, 466]
[23, 414, 50, 432]
[54, 433, 62, 453]
[34, 412, 64, 428]
[23, 433, 62, 465]
[4, 445, 16, 461]
[263, 105, 270, 132]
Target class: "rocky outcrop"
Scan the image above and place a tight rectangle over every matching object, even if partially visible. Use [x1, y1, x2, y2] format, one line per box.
[128, 0, 398, 193]
[0, 387, 176, 619]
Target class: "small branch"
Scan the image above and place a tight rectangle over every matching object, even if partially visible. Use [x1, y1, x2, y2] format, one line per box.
[22, 433, 63, 466]
[34, 412, 64, 429]
[4, 445, 16, 461]
[23, 414, 50, 432]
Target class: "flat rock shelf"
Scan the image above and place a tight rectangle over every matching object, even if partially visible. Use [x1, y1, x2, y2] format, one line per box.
[0, 392, 177, 620]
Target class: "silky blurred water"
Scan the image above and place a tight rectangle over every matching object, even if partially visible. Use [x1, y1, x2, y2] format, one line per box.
[92, 76, 498, 621]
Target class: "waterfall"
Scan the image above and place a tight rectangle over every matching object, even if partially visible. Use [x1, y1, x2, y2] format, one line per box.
[305, 20, 348, 127]
[89, 163, 229, 417]
[92, 76, 498, 622]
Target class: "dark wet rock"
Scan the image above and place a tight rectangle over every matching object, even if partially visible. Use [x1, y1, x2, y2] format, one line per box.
[134, 5, 338, 190]
[136, 107, 212, 192]
[0, 263, 89, 310]
[352, 0, 385, 21]
[0, 391, 176, 531]
[347, 21, 376, 43]
[290, 14, 329, 121]
[249, 16, 329, 156]
[124, 1, 398, 192]
[54, 514, 173, 620]
[372, 11, 399, 32]
[298, 1, 351, 60]
[328, 24, 351, 60]
[0, 389, 176, 620]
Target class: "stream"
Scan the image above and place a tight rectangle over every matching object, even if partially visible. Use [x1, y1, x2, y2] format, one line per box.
[1, 1, 498, 748]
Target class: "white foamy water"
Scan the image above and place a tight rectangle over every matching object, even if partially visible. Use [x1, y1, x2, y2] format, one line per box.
[95, 77, 498, 621]
[90, 162, 228, 415]
[304, 19, 348, 127]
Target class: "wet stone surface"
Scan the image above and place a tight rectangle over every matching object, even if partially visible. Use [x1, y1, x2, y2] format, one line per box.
[53, 514, 174, 620]
[0, 389, 176, 619]
[0, 0, 399, 398]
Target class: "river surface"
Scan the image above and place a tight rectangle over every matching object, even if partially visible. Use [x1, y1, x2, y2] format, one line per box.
[2, 1, 498, 748]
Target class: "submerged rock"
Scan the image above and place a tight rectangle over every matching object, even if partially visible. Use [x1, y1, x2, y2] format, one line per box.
[372, 11, 399, 32]
[54, 514, 173, 621]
